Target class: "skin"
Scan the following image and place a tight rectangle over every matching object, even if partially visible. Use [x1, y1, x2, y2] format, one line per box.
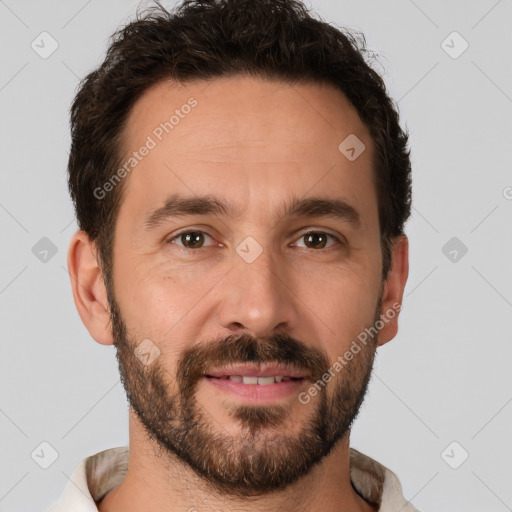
[68, 76, 409, 512]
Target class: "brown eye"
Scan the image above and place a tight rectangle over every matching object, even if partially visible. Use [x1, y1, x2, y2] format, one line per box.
[169, 230, 214, 249]
[295, 231, 340, 250]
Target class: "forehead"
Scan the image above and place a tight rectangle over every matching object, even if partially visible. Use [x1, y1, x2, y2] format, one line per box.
[117, 75, 377, 226]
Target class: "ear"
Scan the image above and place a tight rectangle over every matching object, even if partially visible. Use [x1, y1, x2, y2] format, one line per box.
[67, 230, 114, 345]
[377, 234, 409, 347]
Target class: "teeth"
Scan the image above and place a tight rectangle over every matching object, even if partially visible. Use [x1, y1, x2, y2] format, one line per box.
[226, 376, 295, 384]
[257, 376, 275, 386]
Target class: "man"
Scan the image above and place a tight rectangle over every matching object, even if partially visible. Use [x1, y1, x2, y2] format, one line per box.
[47, 0, 416, 510]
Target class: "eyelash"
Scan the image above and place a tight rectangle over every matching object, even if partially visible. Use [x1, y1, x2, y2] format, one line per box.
[166, 229, 344, 252]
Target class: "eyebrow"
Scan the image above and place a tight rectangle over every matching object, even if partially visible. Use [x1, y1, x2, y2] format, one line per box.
[142, 193, 361, 231]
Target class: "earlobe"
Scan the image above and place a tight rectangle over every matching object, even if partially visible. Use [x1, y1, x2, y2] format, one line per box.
[377, 235, 409, 347]
[67, 230, 114, 345]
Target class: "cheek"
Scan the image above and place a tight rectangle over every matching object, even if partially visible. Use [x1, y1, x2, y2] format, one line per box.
[112, 253, 224, 339]
[303, 266, 381, 359]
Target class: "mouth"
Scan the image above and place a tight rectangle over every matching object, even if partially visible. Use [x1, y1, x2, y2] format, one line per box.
[208, 375, 302, 384]
[203, 363, 309, 402]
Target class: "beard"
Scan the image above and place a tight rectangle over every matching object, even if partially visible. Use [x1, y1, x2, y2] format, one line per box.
[108, 294, 380, 497]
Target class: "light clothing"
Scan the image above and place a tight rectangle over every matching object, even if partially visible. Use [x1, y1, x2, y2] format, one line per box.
[46, 446, 421, 511]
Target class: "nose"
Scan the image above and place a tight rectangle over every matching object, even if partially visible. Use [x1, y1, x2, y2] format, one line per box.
[217, 243, 300, 339]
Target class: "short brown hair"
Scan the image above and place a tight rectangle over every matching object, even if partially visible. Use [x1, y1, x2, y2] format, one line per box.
[68, 0, 412, 286]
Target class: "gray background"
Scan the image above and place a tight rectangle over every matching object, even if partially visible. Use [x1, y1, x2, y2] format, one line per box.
[1, 0, 511, 510]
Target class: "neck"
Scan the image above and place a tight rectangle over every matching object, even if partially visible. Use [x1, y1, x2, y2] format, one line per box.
[97, 413, 376, 512]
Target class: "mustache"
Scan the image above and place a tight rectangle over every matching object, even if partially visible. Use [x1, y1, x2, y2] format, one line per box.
[177, 332, 331, 397]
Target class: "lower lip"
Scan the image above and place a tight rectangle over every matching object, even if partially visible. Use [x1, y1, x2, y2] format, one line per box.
[204, 376, 306, 402]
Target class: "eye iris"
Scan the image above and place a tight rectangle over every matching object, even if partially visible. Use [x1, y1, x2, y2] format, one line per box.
[182, 231, 204, 248]
[305, 232, 327, 249]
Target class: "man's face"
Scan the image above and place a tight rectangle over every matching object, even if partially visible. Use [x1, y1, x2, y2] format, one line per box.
[108, 76, 385, 494]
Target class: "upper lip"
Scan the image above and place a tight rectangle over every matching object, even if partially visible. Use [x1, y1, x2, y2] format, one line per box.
[205, 362, 309, 379]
